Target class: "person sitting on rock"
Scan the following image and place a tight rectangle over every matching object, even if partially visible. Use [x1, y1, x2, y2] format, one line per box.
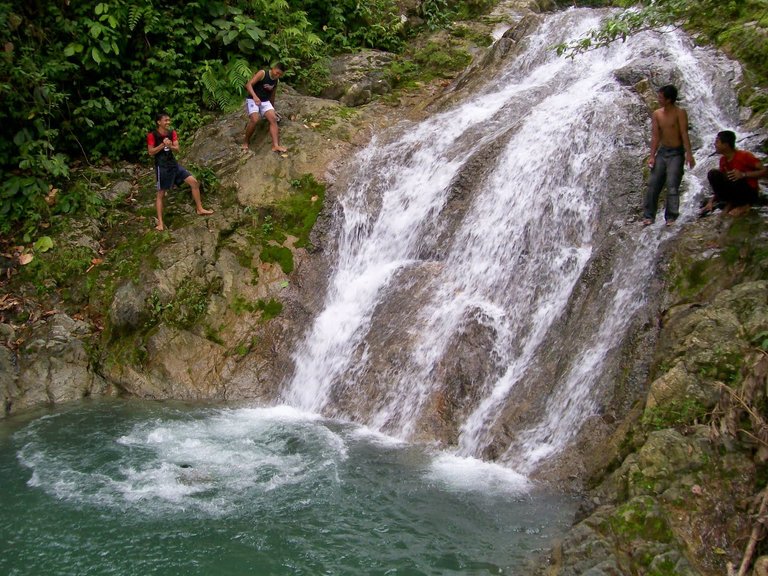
[700, 130, 767, 218]
[243, 63, 287, 153]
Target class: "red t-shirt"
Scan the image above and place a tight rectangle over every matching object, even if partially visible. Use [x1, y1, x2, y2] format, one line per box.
[146, 129, 177, 148]
[720, 150, 762, 191]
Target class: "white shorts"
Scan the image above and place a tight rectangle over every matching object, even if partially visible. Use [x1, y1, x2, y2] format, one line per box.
[246, 98, 274, 118]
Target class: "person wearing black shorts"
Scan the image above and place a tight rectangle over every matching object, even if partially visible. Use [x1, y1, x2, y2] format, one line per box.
[147, 112, 213, 231]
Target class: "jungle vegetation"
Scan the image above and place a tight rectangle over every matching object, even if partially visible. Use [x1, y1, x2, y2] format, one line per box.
[0, 0, 493, 241]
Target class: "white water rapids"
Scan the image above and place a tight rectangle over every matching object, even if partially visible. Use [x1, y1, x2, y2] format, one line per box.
[284, 8, 743, 473]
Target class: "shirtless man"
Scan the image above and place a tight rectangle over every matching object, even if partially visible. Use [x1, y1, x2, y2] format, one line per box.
[643, 84, 696, 226]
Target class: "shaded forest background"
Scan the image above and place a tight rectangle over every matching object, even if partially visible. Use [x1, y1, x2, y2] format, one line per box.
[0, 0, 493, 240]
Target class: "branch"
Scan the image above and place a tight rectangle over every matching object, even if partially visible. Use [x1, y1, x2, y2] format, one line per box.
[734, 488, 768, 576]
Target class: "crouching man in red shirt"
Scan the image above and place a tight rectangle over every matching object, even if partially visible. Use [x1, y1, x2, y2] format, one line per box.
[701, 130, 767, 217]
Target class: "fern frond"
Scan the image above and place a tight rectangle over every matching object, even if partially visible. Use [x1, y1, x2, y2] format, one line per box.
[128, 5, 143, 31]
[227, 57, 254, 90]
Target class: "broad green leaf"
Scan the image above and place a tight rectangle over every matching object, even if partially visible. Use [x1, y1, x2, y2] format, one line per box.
[34, 236, 54, 253]
[238, 38, 255, 52]
[246, 27, 264, 42]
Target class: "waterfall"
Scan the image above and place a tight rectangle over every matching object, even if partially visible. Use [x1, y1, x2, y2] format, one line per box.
[284, 8, 742, 472]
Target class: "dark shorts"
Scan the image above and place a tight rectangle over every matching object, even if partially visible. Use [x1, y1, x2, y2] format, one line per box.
[155, 164, 192, 191]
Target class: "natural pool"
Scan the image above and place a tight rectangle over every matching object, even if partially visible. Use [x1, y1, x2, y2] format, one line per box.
[0, 400, 576, 575]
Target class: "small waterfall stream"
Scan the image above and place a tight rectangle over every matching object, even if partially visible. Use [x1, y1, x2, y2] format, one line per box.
[284, 8, 742, 473]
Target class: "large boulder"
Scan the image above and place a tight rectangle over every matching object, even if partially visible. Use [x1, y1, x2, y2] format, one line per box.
[3, 314, 114, 417]
[185, 86, 364, 207]
[319, 50, 396, 107]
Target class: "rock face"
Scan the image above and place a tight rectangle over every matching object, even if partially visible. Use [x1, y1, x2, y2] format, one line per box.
[185, 86, 361, 206]
[319, 50, 396, 107]
[540, 214, 768, 575]
[2, 38, 449, 419]
[2, 314, 115, 415]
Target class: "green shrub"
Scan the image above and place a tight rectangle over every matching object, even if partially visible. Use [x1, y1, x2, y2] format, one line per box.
[642, 397, 709, 430]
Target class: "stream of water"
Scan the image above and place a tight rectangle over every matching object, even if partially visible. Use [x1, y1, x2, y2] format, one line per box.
[285, 8, 741, 471]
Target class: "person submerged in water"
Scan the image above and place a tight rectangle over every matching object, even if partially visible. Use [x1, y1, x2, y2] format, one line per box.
[642, 84, 696, 226]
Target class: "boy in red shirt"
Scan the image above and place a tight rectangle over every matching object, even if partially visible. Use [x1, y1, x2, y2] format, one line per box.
[147, 112, 213, 231]
[701, 130, 767, 217]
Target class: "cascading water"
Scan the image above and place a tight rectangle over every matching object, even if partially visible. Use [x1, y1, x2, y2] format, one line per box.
[284, 8, 743, 473]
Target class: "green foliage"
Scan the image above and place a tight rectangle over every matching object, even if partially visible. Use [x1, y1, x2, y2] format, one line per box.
[451, 25, 494, 47]
[52, 180, 105, 218]
[243, 173, 325, 250]
[230, 294, 283, 320]
[385, 40, 472, 89]
[163, 281, 212, 329]
[642, 397, 709, 430]
[671, 258, 710, 298]
[420, 0, 496, 28]
[186, 163, 220, 195]
[451, 0, 497, 20]
[34, 236, 54, 253]
[418, 41, 472, 78]
[422, 0, 452, 31]
[554, 1, 686, 58]
[555, 0, 756, 59]
[752, 331, 768, 352]
[146, 278, 221, 330]
[610, 497, 674, 543]
[293, 0, 406, 52]
[223, 174, 325, 280]
[279, 174, 326, 248]
[0, 0, 327, 239]
[698, 348, 742, 385]
[256, 298, 283, 321]
[260, 244, 294, 274]
[16, 244, 95, 295]
[199, 57, 255, 111]
[0, 0, 463, 240]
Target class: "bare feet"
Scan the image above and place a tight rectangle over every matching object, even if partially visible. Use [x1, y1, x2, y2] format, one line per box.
[197, 208, 214, 216]
[642, 218, 653, 226]
[727, 205, 750, 217]
[665, 219, 676, 227]
[242, 143, 250, 151]
[155, 223, 165, 231]
[272, 145, 288, 153]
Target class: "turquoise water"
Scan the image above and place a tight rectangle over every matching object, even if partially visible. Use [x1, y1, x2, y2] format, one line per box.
[0, 400, 576, 575]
